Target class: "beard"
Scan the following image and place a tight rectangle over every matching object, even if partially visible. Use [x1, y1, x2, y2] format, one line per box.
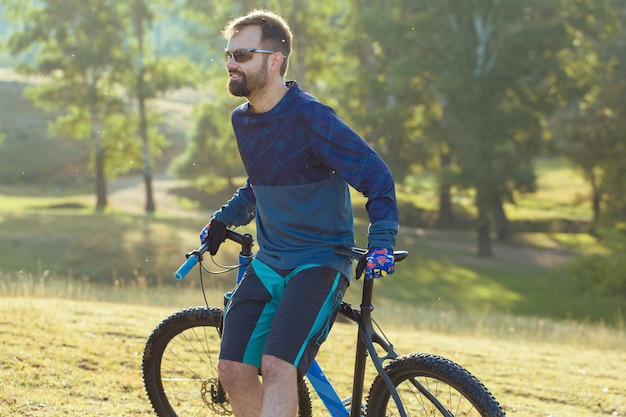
[227, 66, 269, 97]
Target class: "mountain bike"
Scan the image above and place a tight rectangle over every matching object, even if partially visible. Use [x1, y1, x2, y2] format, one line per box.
[142, 229, 506, 416]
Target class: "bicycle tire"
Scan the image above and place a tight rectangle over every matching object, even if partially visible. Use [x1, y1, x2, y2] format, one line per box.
[142, 306, 313, 417]
[366, 353, 505, 417]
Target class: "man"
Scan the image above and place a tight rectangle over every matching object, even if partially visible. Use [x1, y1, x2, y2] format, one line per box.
[199, 9, 398, 417]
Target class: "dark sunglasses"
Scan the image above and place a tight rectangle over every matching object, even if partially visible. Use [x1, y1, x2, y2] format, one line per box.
[225, 48, 283, 63]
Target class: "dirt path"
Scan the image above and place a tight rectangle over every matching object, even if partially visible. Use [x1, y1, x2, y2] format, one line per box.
[407, 228, 571, 268]
[110, 175, 571, 268]
[109, 174, 214, 218]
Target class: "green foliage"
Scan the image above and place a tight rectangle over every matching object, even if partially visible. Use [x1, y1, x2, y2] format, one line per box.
[2, 0, 626, 248]
[330, 0, 612, 252]
[0, 78, 93, 185]
[554, 0, 626, 227]
[562, 225, 626, 296]
[169, 85, 245, 192]
[1, 0, 203, 211]
[3, 0, 135, 209]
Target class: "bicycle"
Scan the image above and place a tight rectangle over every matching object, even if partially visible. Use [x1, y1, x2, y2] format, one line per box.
[142, 228, 506, 416]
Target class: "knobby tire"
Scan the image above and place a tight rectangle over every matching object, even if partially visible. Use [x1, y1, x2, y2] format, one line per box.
[142, 306, 313, 417]
[366, 353, 505, 417]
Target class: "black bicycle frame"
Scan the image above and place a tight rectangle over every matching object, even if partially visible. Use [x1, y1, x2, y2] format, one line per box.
[340, 276, 407, 417]
[341, 269, 453, 417]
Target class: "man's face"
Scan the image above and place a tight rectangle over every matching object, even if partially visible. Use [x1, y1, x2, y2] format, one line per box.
[226, 26, 270, 98]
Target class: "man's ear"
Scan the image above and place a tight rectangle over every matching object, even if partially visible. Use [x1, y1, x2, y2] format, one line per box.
[268, 53, 284, 73]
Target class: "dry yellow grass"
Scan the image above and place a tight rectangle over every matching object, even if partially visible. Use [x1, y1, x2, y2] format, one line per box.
[1, 297, 624, 416]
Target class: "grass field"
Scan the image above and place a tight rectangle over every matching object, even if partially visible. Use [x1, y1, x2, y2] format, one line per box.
[0, 297, 624, 417]
[1, 204, 624, 325]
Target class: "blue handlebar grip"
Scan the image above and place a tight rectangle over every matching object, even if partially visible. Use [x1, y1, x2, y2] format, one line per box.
[174, 255, 199, 280]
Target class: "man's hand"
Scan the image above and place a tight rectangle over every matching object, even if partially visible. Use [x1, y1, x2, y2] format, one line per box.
[199, 218, 227, 255]
[356, 247, 395, 280]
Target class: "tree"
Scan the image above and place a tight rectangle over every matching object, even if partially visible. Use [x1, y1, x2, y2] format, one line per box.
[397, 0, 593, 255]
[170, 90, 245, 193]
[4, 0, 130, 210]
[121, 0, 200, 213]
[557, 0, 626, 228]
[130, 0, 156, 212]
[339, 0, 425, 181]
[3, 0, 198, 212]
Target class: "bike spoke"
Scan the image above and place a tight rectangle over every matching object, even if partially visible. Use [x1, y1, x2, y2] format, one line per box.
[386, 376, 482, 416]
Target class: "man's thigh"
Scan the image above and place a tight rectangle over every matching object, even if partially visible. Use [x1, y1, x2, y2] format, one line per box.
[219, 261, 348, 375]
[264, 265, 348, 374]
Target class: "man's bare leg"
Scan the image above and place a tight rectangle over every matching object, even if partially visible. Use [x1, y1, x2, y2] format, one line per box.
[260, 354, 298, 417]
[218, 359, 262, 417]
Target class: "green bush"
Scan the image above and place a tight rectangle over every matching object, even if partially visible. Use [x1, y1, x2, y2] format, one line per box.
[562, 225, 626, 296]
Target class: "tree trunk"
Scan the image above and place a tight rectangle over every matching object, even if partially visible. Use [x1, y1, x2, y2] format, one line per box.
[436, 150, 456, 228]
[95, 143, 107, 211]
[91, 111, 107, 211]
[476, 188, 493, 257]
[138, 87, 155, 213]
[492, 198, 511, 241]
[135, 6, 155, 214]
[142, 144, 155, 213]
[589, 173, 601, 234]
[436, 185, 456, 228]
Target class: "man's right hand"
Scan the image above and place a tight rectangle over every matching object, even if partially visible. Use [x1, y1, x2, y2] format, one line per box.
[199, 218, 227, 255]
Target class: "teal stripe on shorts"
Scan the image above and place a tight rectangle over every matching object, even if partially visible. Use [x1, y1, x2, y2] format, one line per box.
[294, 270, 342, 367]
[242, 259, 323, 367]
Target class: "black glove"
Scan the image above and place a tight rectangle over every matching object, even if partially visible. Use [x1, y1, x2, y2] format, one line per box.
[199, 218, 227, 255]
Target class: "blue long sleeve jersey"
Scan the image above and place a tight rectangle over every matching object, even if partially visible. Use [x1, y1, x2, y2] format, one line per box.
[213, 82, 398, 280]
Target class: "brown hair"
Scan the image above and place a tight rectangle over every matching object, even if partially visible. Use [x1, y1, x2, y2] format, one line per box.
[223, 9, 292, 76]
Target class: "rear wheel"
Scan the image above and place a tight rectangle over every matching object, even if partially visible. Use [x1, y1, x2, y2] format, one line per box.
[366, 353, 505, 416]
[142, 306, 312, 417]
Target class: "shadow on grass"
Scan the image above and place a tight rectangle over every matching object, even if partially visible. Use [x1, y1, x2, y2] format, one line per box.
[1, 210, 624, 327]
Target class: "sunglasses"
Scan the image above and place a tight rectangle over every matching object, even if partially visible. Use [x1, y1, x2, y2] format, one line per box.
[225, 48, 283, 63]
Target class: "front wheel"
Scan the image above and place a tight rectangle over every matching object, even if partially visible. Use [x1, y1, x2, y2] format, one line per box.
[142, 306, 313, 417]
[366, 353, 505, 417]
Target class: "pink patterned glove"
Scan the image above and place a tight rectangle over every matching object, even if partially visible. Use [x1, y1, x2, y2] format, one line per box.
[364, 247, 395, 280]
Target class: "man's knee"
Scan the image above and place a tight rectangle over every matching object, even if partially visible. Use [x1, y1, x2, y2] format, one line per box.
[218, 359, 257, 391]
[261, 355, 296, 382]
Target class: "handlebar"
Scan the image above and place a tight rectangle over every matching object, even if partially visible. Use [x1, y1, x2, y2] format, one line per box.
[334, 246, 409, 263]
[174, 228, 408, 280]
[174, 229, 254, 280]
[174, 243, 206, 280]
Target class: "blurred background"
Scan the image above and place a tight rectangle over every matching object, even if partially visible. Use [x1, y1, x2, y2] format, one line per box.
[0, 0, 624, 332]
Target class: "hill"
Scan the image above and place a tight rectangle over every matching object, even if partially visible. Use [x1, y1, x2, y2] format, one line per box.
[0, 68, 194, 186]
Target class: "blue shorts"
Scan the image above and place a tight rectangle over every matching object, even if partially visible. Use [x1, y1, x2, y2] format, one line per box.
[219, 258, 349, 375]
